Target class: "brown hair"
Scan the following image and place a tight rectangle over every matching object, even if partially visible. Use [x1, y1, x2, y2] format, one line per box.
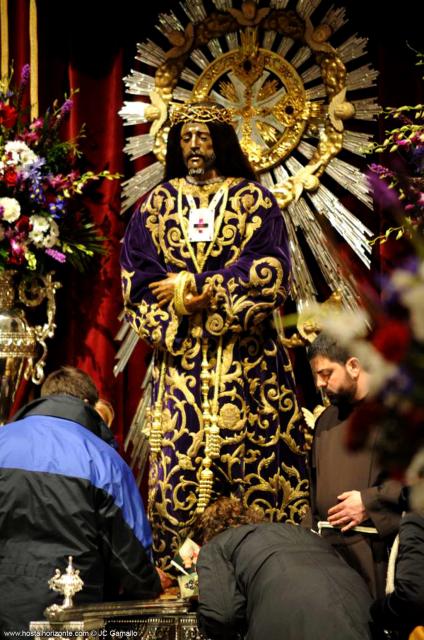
[40, 366, 99, 406]
[199, 496, 264, 543]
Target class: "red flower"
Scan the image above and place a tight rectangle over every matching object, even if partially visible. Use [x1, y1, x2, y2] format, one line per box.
[0, 102, 18, 128]
[4, 168, 18, 187]
[372, 319, 412, 363]
[15, 216, 31, 234]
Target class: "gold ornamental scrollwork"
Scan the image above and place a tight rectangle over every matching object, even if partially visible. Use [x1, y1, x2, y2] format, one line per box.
[192, 37, 308, 170]
[142, 4, 354, 208]
[18, 272, 62, 384]
[0, 270, 61, 424]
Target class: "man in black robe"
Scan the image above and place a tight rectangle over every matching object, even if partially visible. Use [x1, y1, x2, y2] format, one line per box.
[303, 332, 403, 598]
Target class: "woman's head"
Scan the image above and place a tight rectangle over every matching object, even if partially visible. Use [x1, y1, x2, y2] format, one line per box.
[199, 496, 264, 543]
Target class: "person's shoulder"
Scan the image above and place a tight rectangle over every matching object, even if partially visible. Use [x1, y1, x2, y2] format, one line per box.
[138, 181, 177, 210]
[240, 179, 272, 194]
[72, 425, 138, 491]
[233, 179, 278, 205]
[401, 511, 424, 532]
[314, 403, 346, 431]
[211, 523, 259, 549]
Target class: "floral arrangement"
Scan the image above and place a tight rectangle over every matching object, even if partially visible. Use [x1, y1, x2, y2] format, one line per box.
[0, 64, 119, 274]
[367, 52, 424, 245]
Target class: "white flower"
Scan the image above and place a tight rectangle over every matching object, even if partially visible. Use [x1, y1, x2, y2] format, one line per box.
[391, 266, 424, 342]
[44, 219, 59, 248]
[28, 215, 59, 248]
[320, 308, 370, 345]
[29, 214, 50, 233]
[4, 140, 38, 168]
[351, 340, 397, 396]
[390, 268, 415, 290]
[401, 285, 424, 342]
[0, 196, 21, 223]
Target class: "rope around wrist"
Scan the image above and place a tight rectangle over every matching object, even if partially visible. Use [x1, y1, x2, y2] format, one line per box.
[173, 271, 196, 315]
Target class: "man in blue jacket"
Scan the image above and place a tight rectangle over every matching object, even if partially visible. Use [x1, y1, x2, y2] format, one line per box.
[0, 366, 161, 637]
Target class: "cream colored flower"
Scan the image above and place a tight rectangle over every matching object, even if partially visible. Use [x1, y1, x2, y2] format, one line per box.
[351, 340, 397, 396]
[29, 214, 50, 233]
[0, 196, 21, 223]
[44, 219, 59, 248]
[320, 308, 369, 345]
[29, 215, 59, 248]
[391, 267, 424, 342]
[4, 140, 38, 168]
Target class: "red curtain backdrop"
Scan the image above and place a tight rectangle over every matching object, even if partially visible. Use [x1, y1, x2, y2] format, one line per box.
[5, 0, 423, 451]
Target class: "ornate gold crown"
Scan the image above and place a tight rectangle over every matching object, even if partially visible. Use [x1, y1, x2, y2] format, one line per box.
[169, 101, 234, 126]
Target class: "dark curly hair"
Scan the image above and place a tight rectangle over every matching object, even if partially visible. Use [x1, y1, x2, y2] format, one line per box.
[307, 332, 351, 364]
[199, 496, 264, 543]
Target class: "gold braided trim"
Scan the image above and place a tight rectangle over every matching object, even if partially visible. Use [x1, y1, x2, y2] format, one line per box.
[149, 356, 167, 455]
[196, 335, 224, 513]
[170, 101, 234, 126]
[173, 271, 196, 315]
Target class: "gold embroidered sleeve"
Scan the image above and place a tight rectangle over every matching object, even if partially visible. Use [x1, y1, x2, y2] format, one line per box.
[204, 257, 287, 336]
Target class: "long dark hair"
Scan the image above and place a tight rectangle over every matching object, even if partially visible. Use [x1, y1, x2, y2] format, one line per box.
[164, 121, 257, 182]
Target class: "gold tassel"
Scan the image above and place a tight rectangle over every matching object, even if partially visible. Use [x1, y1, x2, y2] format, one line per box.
[197, 337, 223, 512]
[149, 356, 166, 455]
[196, 457, 214, 514]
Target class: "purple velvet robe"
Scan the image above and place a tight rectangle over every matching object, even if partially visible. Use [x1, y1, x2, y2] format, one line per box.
[121, 177, 308, 569]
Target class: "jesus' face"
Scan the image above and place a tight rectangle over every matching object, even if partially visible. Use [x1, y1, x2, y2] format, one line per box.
[180, 122, 216, 177]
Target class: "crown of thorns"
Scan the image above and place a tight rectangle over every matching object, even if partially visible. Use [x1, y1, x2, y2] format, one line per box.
[169, 101, 234, 126]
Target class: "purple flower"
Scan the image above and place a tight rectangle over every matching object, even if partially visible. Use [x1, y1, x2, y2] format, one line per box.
[20, 64, 30, 87]
[369, 163, 394, 178]
[45, 248, 66, 263]
[48, 198, 66, 218]
[367, 172, 402, 210]
[60, 99, 73, 115]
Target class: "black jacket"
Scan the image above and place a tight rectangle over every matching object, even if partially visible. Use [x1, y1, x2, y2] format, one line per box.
[0, 395, 161, 635]
[371, 512, 424, 638]
[197, 523, 376, 640]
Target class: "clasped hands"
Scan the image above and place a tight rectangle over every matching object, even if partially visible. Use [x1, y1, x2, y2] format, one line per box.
[327, 490, 367, 533]
[149, 272, 211, 313]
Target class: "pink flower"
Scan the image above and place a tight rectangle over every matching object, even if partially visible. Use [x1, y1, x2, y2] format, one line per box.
[45, 248, 66, 263]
